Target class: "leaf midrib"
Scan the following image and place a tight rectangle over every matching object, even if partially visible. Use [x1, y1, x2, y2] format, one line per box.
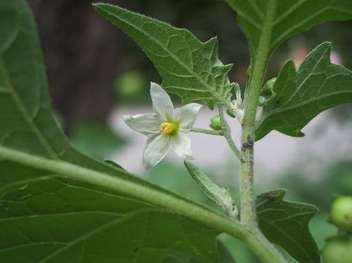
[239, 0, 352, 52]
[273, 0, 307, 26]
[99, 5, 224, 103]
[260, 218, 316, 263]
[284, 46, 329, 105]
[261, 89, 352, 123]
[0, 145, 246, 251]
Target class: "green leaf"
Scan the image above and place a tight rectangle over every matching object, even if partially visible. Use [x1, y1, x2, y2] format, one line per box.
[218, 234, 252, 263]
[184, 160, 237, 219]
[0, 162, 220, 263]
[216, 236, 238, 263]
[0, 7, 18, 54]
[225, 0, 352, 62]
[257, 189, 320, 263]
[94, 3, 235, 107]
[255, 42, 352, 139]
[0, 1, 242, 262]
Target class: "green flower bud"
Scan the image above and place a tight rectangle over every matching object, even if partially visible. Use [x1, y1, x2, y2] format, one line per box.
[259, 78, 276, 106]
[329, 196, 352, 232]
[262, 77, 276, 95]
[209, 116, 221, 130]
[323, 236, 352, 263]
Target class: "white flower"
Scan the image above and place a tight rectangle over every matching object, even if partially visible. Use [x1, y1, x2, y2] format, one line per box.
[123, 82, 202, 169]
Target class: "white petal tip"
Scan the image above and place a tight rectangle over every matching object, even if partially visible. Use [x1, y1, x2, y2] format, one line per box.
[150, 82, 162, 91]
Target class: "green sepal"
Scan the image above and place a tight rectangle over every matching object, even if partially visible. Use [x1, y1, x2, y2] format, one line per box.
[184, 159, 238, 219]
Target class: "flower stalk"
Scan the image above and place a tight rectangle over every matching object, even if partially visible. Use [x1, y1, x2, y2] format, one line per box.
[191, 127, 224, 136]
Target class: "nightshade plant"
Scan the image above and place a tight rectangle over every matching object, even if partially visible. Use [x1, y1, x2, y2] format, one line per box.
[1, 0, 352, 262]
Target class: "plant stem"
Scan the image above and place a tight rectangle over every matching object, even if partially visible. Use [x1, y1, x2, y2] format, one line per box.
[0, 145, 285, 263]
[233, 1, 286, 262]
[218, 105, 241, 160]
[191, 127, 223, 136]
[240, 0, 276, 227]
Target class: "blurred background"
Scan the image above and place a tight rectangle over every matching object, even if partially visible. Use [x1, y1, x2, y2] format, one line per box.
[28, 0, 352, 262]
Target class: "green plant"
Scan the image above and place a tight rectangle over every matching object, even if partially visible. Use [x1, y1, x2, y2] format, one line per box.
[322, 235, 352, 263]
[322, 196, 352, 263]
[1, 0, 352, 262]
[329, 196, 352, 232]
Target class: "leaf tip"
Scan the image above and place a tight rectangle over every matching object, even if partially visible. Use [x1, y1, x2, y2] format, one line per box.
[92, 2, 116, 13]
[312, 41, 333, 56]
[91, 2, 103, 9]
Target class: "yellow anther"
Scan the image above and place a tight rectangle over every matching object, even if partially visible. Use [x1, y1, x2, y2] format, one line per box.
[160, 121, 178, 135]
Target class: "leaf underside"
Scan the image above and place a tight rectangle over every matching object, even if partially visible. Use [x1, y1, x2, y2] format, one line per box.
[225, 0, 352, 63]
[94, 3, 235, 108]
[255, 42, 352, 140]
[257, 189, 320, 263]
[0, 162, 219, 263]
[0, 1, 223, 262]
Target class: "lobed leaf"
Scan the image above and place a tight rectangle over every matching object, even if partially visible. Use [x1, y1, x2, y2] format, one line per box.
[94, 3, 235, 107]
[257, 189, 320, 263]
[225, 0, 352, 63]
[255, 42, 352, 139]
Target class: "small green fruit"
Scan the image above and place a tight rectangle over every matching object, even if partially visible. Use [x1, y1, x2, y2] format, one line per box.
[323, 236, 352, 263]
[329, 196, 352, 231]
[210, 116, 221, 130]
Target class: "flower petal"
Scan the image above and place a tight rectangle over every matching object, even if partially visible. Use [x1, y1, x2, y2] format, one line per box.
[150, 82, 174, 119]
[143, 134, 171, 169]
[123, 113, 160, 135]
[172, 132, 192, 158]
[175, 103, 202, 129]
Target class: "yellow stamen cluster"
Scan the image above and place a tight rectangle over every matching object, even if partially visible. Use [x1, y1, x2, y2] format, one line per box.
[160, 121, 178, 135]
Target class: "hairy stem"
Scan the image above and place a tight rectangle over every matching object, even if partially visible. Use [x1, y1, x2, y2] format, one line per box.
[237, 0, 286, 262]
[240, 0, 276, 227]
[191, 127, 223, 136]
[0, 145, 285, 263]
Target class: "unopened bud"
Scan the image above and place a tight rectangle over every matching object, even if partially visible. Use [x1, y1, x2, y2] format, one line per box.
[210, 116, 222, 130]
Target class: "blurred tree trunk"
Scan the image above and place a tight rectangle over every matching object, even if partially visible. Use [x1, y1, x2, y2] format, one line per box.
[28, 0, 124, 131]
